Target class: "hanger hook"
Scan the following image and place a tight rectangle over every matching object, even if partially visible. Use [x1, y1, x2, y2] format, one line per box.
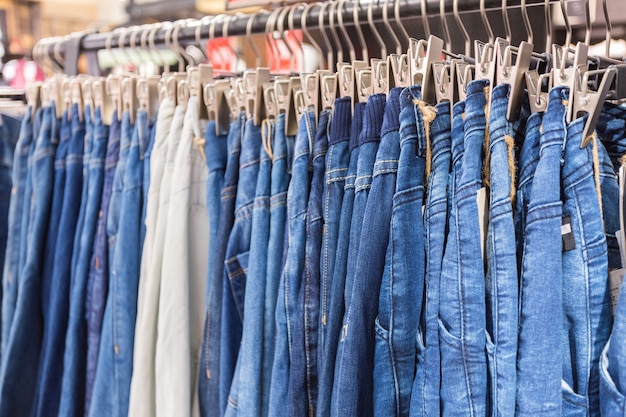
[603, 0, 612, 57]
[453, 0, 471, 56]
[246, 11, 263, 68]
[278, 6, 296, 73]
[480, 0, 494, 44]
[265, 7, 282, 71]
[169, 21, 187, 72]
[105, 29, 121, 71]
[560, 0, 572, 49]
[223, 14, 243, 70]
[395, 0, 410, 51]
[195, 16, 211, 63]
[520, 0, 533, 44]
[328, 1, 343, 64]
[439, 0, 451, 52]
[54, 36, 65, 72]
[383, 0, 402, 54]
[288, 4, 305, 72]
[544, 0, 552, 53]
[319, 2, 335, 69]
[209, 15, 229, 71]
[337, 0, 356, 63]
[301, 2, 323, 70]
[148, 23, 166, 69]
[118, 26, 133, 68]
[584, 0, 592, 45]
[354, 0, 368, 61]
[502, 0, 512, 43]
[368, 0, 387, 59]
[421, 0, 431, 39]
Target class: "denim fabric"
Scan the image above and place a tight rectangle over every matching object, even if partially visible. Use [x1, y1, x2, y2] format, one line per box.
[2, 108, 34, 354]
[319, 99, 350, 394]
[230, 119, 273, 417]
[485, 84, 529, 417]
[59, 106, 108, 417]
[373, 86, 426, 417]
[268, 110, 315, 417]
[410, 98, 451, 417]
[342, 94, 386, 315]
[438, 79, 488, 417]
[199, 113, 245, 417]
[0, 105, 57, 417]
[87, 110, 134, 417]
[560, 115, 612, 417]
[317, 102, 365, 417]
[35, 104, 85, 417]
[288, 109, 329, 417]
[127, 97, 175, 417]
[0, 114, 19, 282]
[84, 111, 120, 416]
[601, 285, 626, 414]
[262, 114, 293, 417]
[515, 87, 567, 416]
[221, 118, 262, 416]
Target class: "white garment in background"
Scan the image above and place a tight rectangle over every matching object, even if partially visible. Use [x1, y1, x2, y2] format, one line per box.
[155, 96, 209, 417]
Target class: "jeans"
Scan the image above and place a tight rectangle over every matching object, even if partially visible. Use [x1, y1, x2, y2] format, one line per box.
[484, 84, 529, 417]
[87, 110, 134, 417]
[439, 79, 488, 417]
[59, 106, 109, 417]
[231, 118, 273, 417]
[317, 101, 365, 417]
[199, 113, 245, 417]
[127, 97, 175, 417]
[0, 105, 57, 417]
[410, 97, 452, 417]
[0, 113, 20, 282]
[515, 87, 567, 416]
[35, 103, 85, 417]
[221, 118, 262, 416]
[2, 108, 34, 354]
[333, 88, 401, 417]
[268, 110, 315, 417]
[84, 110, 121, 416]
[561, 113, 612, 416]
[155, 97, 208, 417]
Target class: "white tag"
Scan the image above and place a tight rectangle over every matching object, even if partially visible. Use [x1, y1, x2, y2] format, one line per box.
[477, 187, 489, 264]
[610, 268, 626, 316]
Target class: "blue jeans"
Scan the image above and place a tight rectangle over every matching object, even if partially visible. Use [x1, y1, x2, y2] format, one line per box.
[2, 108, 34, 353]
[408, 94, 452, 416]
[84, 110, 121, 416]
[58, 106, 109, 417]
[199, 113, 245, 417]
[439, 79, 488, 417]
[0, 104, 57, 417]
[0, 113, 20, 283]
[317, 101, 365, 417]
[484, 84, 529, 417]
[229, 118, 273, 417]
[221, 118, 262, 416]
[374, 86, 427, 417]
[87, 110, 135, 417]
[288, 109, 329, 417]
[333, 88, 401, 417]
[515, 87, 567, 416]
[268, 110, 315, 417]
[35, 103, 85, 417]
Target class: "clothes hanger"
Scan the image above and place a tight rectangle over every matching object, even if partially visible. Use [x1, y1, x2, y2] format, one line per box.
[301, 2, 324, 70]
[328, 1, 344, 65]
[319, 2, 334, 71]
[368, 0, 387, 60]
[501, 0, 512, 44]
[277, 6, 296, 74]
[394, 0, 411, 53]
[453, 0, 471, 57]
[480, 0, 495, 45]
[265, 7, 283, 72]
[439, 0, 452, 53]
[382, 0, 402, 55]
[354, 0, 368, 62]
[195, 16, 211, 64]
[288, 4, 306, 73]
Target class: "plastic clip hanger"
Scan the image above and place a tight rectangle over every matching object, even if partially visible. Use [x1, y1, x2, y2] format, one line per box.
[496, 41, 534, 121]
[137, 76, 160, 122]
[243, 68, 270, 125]
[204, 79, 231, 135]
[122, 76, 138, 124]
[70, 78, 84, 122]
[409, 36, 444, 105]
[285, 76, 302, 136]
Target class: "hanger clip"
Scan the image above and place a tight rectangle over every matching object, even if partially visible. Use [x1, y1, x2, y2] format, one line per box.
[93, 78, 114, 125]
[274, 78, 290, 115]
[47, 75, 65, 120]
[106, 75, 123, 122]
[433, 59, 458, 109]
[243, 68, 270, 125]
[321, 73, 338, 111]
[122, 76, 138, 125]
[189, 64, 214, 119]
[410, 36, 444, 105]
[26, 82, 42, 118]
[264, 83, 278, 120]
[574, 66, 616, 147]
[205, 79, 231, 136]
[497, 41, 534, 121]
[285, 76, 302, 136]
[137, 76, 160, 122]
[525, 70, 552, 113]
[371, 58, 388, 95]
[70, 78, 84, 122]
[355, 66, 372, 103]
[456, 60, 475, 102]
[82, 78, 94, 121]
[302, 71, 327, 124]
[388, 54, 410, 90]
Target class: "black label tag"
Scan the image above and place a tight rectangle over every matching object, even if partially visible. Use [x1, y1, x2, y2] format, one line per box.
[562, 215, 576, 252]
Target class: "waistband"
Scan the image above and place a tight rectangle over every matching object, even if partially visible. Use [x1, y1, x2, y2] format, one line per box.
[329, 97, 351, 146]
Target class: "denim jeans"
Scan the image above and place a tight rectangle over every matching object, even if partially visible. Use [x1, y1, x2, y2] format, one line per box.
[87, 110, 135, 417]
[127, 97, 175, 417]
[561, 115, 612, 417]
[35, 103, 85, 417]
[84, 110, 121, 416]
[409, 97, 451, 417]
[59, 105, 109, 417]
[221, 118, 262, 416]
[484, 84, 529, 417]
[373, 86, 427, 417]
[199, 113, 245, 417]
[2, 108, 34, 354]
[317, 101, 365, 417]
[0, 113, 19, 285]
[515, 87, 567, 416]
[333, 88, 401, 417]
[0, 104, 57, 417]
[268, 110, 315, 417]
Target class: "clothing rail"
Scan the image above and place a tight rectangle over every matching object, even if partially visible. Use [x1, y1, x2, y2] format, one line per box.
[38, 0, 556, 75]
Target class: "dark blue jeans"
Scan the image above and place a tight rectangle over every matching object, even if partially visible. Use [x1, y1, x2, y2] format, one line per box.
[58, 106, 108, 417]
[318, 101, 365, 417]
[199, 113, 245, 417]
[2, 108, 34, 353]
[410, 98, 452, 417]
[515, 87, 567, 416]
[35, 103, 85, 417]
[374, 85, 427, 417]
[0, 105, 57, 417]
[84, 111, 120, 416]
[333, 88, 401, 417]
[268, 110, 315, 417]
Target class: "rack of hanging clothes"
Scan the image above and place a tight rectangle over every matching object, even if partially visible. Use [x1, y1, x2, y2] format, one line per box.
[3, 0, 626, 417]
